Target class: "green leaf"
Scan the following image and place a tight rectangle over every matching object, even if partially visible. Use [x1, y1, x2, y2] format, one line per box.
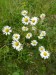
[12, 70, 24, 75]
[0, 46, 9, 54]
[12, 72, 20, 75]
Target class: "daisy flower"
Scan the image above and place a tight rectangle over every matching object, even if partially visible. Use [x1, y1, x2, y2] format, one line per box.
[40, 13, 46, 20]
[40, 51, 50, 59]
[26, 33, 32, 39]
[12, 41, 23, 51]
[40, 31, 46, 37]
[12, 34, 20, 41]
[22, 16, 30, 25]
[22, 26, 28, 31]
[39, 46, 45, 52]
[38, 35, 44, 39]
[2, 26, 12, 35]
[31, 40, 38, 46]
[21, 10, 28, 16]
[30, 17, 39, 26]
[32, 26, 36, 31]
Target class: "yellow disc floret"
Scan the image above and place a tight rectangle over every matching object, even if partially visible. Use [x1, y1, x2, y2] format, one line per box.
[24, 18, 28, 22]
[32, 20, 35, 23]
[5, 28, 9, 32]
[15, 42, 19, 46]
[43, 52, 47, 56]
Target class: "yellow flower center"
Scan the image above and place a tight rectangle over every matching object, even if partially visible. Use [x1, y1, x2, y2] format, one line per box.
[33, 42, 36, 44]
[43, 52, 47, 56]
[15, 42, 19, 46]
[42, 32, 44, 35]
[32, 20, 35, 23]
[40, 48, 43, 50]
[24, 18, 28, 22]
[15, 35, 18, 38]
[23, 12, 26, 14]
[24, 27, 26, 30]
[28, 34, 30, 37]
[5, 28, 9, 32]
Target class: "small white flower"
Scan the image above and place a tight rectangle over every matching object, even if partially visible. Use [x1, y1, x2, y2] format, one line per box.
[40, 51, 50, 59]
[12, 34, 20, 41]
[26, 33, 32, 39]
[12, 41, 23, 51]
[40, 31, 46, 37]
[39, 46, 45, 52]
[21, 10, 28, 16]
[2, 26, 12, 35]
[40, 13, 46, 20]
[30, 17, 39, 26]
[32, 26, 36, 31]
[22, 26, 28, 31]
[12, 41, 21, 49]
[38, 35, 44, 39]
[31, 40, 38, 46]
[22, 16, 30, 25]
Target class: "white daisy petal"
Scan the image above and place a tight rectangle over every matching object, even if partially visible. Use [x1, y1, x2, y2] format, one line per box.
[17, 45, 23, 51]
[31, 40, 38, 46]
[21, 10, 28, 16]
[38, 35, 44, 39]
[22, 26, 28, 31]
[40, 51, 50, 59]
[26, 33, 32, 39]
[12, 41, 23, 51]
[40, 31, 46, 37]
[39, 46, 45, 52]
[40, 13, 46, 20]
[22, 16, 30, 25]
[12, 34, 20, 41]
[2, 26, 12, 35]
[30, 17, 39, 26]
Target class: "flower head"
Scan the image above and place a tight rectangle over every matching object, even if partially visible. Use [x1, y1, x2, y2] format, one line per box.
[12, 34, 20, 41]
[40, 31, 46, 37]
[40, 51, 50, 59]
[12, 41, 23, 51]
[21, 10, 28, 16]
[22, 16, 30, 25]
[30, 17, 39, 26]
[38, 35, 44, 39]
[39, 46, 45, 52]
[40, 13, 46, 20]
[22, 26, 28, 31]
[26, 33, 32, 39]
[31, 40, 38, 46]
[2, 26, 12, 35]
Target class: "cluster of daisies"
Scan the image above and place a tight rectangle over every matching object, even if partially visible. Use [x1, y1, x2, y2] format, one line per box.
[2, 26, 23, 51]
[21, 10, 38, 26]
[2, 10, 50, 59]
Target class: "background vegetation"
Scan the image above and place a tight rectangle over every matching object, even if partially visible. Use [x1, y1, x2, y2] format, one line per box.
[0, 0, 56, 75]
